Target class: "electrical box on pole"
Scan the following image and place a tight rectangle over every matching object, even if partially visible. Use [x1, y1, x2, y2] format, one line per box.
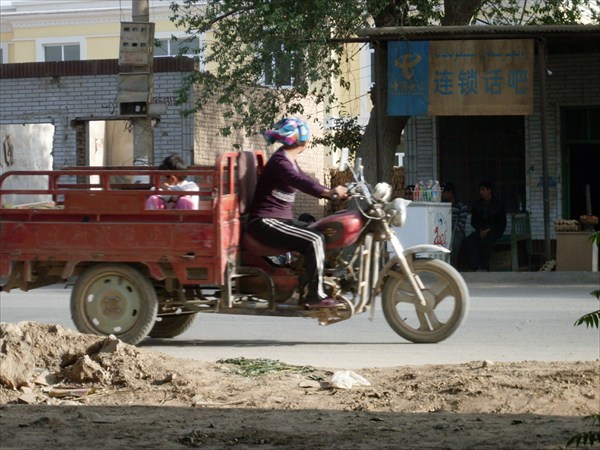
[117, 21, 154, 116]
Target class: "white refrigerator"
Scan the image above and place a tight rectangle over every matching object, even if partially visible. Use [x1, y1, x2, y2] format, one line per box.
[391, 201, 452, 256]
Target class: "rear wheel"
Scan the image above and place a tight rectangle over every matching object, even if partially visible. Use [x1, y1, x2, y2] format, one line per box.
[70, 263, 158, 345]
[382, 258, 469, 343]
[149, 314, 196, 338]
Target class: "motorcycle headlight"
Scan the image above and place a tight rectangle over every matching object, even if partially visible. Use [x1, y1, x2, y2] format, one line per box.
[373, 182, 392, 202]
[384, 198, 411, 227]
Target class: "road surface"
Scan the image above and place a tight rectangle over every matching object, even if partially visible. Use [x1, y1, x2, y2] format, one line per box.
[1, 281, 598, 369]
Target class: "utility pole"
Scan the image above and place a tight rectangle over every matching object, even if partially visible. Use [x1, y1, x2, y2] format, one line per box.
[117, 0, 154, 166]
[131, 0, 153, 166]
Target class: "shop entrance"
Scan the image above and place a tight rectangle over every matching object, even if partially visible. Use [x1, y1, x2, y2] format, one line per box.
[562, 107, 600, 225]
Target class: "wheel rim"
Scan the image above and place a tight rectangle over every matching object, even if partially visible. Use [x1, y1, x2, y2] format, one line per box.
[81, 271, 143, 335]
[388, 264, 460, 335]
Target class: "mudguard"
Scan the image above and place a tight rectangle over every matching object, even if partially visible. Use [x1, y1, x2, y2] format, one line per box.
[403, 244, 450, 257]
[373, 244, 450, 298]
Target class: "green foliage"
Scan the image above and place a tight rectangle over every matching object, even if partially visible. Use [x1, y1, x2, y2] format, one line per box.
[476, 0, 599, 25]
[168, 0, 478, 136]
[217, 357, 316, 377]
[168, 0, 598, 138]
[567, 414, 600, 447]
[312, 115, 365, 155]
[573, 232, 600, 328]
[169, 0, 377, 136]
[574, 303, 600, 328]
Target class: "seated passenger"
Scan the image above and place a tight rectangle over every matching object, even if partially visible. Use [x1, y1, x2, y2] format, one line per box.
[146, 154, 199, 210]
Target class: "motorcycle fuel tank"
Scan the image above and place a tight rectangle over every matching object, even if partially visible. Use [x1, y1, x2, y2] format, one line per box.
[310, 210, 364, 249]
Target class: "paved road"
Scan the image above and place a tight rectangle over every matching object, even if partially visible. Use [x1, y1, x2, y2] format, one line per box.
[1, 279, 598, 369]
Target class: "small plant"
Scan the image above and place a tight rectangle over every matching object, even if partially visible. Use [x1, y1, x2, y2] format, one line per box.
[217, 357, 316, 377]
[574, 232, 600, 329]
[566, 231, 599, 448]
[567, 415, 600, 448]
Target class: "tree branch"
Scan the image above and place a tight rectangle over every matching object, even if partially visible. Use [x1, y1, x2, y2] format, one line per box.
[205, 3, 256, 29]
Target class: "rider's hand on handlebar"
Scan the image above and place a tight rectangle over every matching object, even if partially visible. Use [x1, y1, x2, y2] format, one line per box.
[328, 185, 349, 201]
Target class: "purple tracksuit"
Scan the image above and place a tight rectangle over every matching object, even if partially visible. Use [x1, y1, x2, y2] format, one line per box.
[247, 148, 328, 303]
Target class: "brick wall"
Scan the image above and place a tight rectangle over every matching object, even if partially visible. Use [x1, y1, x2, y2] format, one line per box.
[0, 58, 197, 168]
[0, 58, 328, 218]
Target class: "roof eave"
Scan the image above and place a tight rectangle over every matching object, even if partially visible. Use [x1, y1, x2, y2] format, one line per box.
[357, 24, 600, 41]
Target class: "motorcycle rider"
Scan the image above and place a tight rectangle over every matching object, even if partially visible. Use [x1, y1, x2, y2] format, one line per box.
[247, 117, 348, 308]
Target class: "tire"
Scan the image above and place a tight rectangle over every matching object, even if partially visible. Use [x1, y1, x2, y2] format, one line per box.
[382, 258, 469, 343]
[148, 314, 196, 338]
[70, 263, 158, 345]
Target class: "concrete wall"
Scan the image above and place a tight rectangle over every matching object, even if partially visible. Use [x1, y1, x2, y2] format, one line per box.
[0, 124, 54, 206]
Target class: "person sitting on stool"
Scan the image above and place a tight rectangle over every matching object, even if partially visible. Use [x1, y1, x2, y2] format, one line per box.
[466, 180, 506, 271]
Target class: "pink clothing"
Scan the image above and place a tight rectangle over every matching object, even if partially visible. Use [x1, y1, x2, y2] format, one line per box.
[146, 179, 200, 210]
[145, 195, 196, 210]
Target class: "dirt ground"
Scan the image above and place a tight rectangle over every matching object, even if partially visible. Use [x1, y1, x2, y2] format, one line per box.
[0, 322, 598, 449]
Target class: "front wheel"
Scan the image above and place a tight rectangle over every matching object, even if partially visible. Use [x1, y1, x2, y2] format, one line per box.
[70, 263, 158, 345]
[382, 258, 469, 343]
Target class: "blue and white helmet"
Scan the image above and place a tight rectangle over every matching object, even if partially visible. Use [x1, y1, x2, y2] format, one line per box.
[263, 117, 310, 147]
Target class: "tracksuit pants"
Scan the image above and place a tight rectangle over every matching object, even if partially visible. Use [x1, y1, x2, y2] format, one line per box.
[247, 217, 327, 302]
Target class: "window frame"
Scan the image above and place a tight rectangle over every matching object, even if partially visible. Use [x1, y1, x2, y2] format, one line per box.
[36, 36, 85, 62]
[153, 32, 203, 65]
[259, 42, 301, 88]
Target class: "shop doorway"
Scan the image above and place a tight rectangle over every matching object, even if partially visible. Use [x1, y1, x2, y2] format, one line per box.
[439, 115, 525, 212]
[562, 107, 600, 226]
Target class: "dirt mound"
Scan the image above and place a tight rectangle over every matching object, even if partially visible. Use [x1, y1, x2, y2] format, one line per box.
[1, 321, 598, 449]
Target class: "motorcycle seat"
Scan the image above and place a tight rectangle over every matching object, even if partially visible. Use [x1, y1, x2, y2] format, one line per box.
[241, 233, 288, 256]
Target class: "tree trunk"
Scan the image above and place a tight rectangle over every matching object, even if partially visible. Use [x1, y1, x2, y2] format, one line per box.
[355, 41, 408, 184]
[357, 109, 408, 184]
[357, 0, 483, 183]
[442, 0, 483, 25]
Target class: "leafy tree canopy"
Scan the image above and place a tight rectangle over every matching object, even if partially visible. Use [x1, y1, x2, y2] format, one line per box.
[169, 0, 599, 138]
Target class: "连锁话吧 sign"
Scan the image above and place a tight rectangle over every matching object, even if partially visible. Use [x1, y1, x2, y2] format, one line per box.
[387, 39, 534, 116]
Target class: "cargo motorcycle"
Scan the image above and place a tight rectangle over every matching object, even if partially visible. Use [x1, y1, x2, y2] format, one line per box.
[233, 150, 469, 343]
[0, 150, 469, 344]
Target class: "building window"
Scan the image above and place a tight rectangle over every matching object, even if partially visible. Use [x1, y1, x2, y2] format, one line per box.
[261, 42, 303, 88]
[438, 116, 526, 212]
[154, 36, 199, 57]
[561, 107, 600, 219]
[44, 44, 80, 62]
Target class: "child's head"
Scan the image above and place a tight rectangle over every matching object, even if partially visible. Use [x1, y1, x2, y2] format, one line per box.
[159, 154, 188, 182]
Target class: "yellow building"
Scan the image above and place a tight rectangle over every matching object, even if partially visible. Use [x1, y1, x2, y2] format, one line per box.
[0, 1, 199, 62]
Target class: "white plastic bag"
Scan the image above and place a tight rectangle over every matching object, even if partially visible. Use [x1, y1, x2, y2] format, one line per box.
[330, 370, 371, 389]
